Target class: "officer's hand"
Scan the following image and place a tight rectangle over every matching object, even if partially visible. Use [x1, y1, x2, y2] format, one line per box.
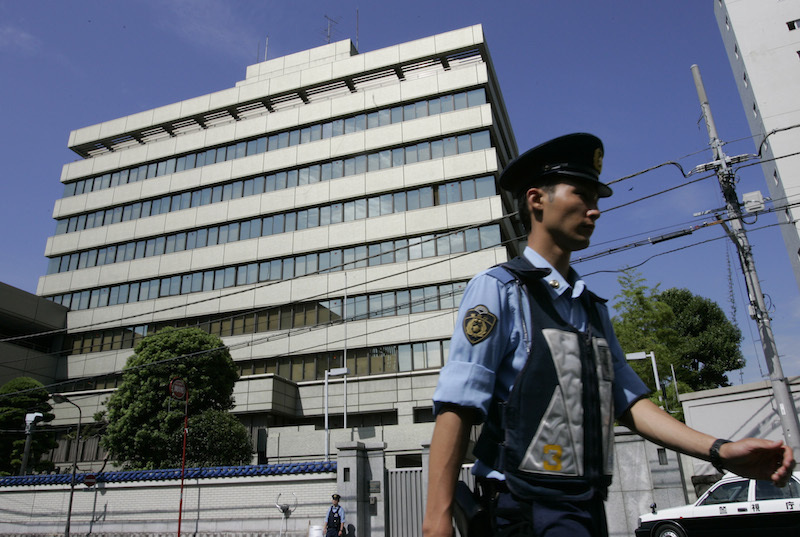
[722, 438, 796, 487]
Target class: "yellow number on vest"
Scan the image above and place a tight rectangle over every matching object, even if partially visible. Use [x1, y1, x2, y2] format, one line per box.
[543, 444, 562, 471]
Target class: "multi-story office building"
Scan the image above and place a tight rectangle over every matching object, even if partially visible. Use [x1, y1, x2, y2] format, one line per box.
[715, 0, 800, 289]
[36, 25, 519, 469]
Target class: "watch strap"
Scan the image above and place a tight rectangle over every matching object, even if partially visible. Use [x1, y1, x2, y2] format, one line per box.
[709, 438, 732, 473]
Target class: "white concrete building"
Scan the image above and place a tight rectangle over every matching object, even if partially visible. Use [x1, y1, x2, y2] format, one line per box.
[715, 0, 800, 289]
[36, 25, 521, 471]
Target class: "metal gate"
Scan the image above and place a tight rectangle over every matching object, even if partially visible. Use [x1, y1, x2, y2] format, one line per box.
[388, 467, 424, 537]
[387, 465, 474, 537]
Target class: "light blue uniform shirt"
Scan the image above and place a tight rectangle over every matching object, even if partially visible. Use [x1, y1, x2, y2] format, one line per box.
[325, 504, 346, 526]
[432, 247, 649, 477]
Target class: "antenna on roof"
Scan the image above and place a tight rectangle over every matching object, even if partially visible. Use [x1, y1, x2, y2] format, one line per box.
[324, 15, 339, 44]
[256, 36, 269, 63]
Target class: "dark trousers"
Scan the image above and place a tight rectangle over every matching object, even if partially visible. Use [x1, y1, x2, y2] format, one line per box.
[493, 491, 608, 537]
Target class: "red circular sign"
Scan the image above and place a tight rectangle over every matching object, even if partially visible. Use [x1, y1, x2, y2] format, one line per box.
[170, 378, 187, 400]
[84, 474, 96, 487]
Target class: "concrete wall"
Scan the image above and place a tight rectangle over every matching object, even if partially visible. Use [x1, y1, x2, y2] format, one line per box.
[679, 376, 800, 498]
[0, 431, 685, 537]
[606, 428, 687, 537]
[0, 472, 335, 537]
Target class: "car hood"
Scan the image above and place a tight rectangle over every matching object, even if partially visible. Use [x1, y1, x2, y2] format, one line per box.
[639, 504, 694, 524]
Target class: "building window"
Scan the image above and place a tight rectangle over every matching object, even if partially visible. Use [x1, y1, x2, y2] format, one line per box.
[413, 407, 435, 423]
[396, 454, 423, 468]
[60, 88, 488, 200]
[62, 281, 469, 356]
[54, 130, 493, 236]
[787, 19, 800, 31]
[48, 174, 497, 275]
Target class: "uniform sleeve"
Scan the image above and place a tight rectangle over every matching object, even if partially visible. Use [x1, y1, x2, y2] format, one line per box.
[598, 306, 651, 417]
[432, 271, 518, 422]
[340, 507, 346, 524]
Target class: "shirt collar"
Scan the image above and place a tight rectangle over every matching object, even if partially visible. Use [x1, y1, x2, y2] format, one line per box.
[522, 247, 587, 299]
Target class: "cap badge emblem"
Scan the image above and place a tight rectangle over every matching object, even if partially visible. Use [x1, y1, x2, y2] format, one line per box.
[593, 148, 603, 174]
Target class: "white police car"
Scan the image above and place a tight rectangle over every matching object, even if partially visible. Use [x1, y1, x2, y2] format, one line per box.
[635, 472, 800, 537]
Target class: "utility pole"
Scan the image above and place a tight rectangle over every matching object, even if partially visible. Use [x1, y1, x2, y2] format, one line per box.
[692, 64, 800, 454]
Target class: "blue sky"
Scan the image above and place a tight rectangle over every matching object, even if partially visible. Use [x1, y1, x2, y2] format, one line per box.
[1, 1, 798, 385]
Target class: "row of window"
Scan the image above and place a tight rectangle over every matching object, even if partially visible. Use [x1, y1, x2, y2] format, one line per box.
[47, 176, 496, 275]
[65, 281, 467, 356]
[62, 88, 488, 198]
[240, 339, 450, 381]
[59, 336, 450, 399]
[46, 223, 502, 310]
[54, 130, 492, 235]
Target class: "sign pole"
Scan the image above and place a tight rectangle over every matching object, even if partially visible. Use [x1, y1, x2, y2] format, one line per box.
[169, 378, 189, 537]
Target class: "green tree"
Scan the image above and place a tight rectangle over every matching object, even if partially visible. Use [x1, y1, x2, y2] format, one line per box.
[183, 409, 253, 467]
[612, 270, 745, 404]
[0, 377, 57, 475]
[100, 327, 252, 469]
[612, 270, 682, 395]
[657, 288, 744, 390]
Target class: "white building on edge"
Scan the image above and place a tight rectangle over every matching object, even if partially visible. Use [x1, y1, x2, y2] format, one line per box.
[715, 0, 800, 289]
[36, 25, 521, 472]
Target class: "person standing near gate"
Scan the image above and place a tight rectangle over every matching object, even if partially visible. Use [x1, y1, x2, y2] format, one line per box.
[324, 493, 345, 537]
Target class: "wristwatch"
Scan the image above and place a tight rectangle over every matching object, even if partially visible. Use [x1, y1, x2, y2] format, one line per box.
[709, 438, 732, 473]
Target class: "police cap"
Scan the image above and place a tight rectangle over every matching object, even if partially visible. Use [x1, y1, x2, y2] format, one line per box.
[332, 494, 341, 500]
[499, 133, 612, 198]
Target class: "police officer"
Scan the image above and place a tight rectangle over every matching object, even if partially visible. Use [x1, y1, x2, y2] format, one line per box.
[422, 133, 796, 537]
[324, 493, 345, 537]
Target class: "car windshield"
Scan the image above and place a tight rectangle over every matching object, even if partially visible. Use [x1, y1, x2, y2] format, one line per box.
[699, 480, 749, 505]
[755, 478, 800, 501]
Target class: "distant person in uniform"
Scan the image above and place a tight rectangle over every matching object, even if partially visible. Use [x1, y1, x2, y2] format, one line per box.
[324, 493, 345, 537]
[422, 133, 796, 537]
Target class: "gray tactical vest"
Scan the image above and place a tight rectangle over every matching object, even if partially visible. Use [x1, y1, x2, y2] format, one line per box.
[473, 257, 615, 500]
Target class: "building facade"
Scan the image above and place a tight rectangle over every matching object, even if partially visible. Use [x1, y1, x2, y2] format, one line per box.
[0, 282, 67, 387]
[715, 0, 800, 289]
[36, 25, 521, 471]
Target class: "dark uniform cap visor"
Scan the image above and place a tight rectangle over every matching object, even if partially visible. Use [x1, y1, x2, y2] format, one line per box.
[499, 133, 613, 198]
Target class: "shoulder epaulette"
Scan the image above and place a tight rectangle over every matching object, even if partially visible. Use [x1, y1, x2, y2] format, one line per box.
[486, 256, 551, 288]
[486, 265, 517, 285]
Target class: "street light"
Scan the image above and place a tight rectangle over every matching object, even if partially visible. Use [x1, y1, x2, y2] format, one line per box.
[19, 412, 44, 475]
[52, 394, 82, 537]
[626, 351, 662, 404]
[324, 367, 350, 461]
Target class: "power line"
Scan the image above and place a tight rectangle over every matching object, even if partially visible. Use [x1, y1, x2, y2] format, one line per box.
[7, 135, 800, 395]
[2, 216, 515, 344]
